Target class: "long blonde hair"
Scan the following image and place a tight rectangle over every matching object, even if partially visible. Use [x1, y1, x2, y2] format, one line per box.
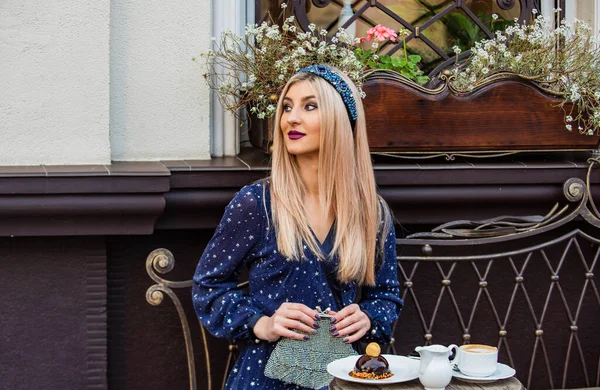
[270, 68, 390, 286]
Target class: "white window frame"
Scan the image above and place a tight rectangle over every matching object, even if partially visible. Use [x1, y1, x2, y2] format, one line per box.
[211, 0, 254, 157]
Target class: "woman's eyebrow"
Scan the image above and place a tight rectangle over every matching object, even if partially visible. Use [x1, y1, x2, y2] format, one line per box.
[282, 95, 316, 102]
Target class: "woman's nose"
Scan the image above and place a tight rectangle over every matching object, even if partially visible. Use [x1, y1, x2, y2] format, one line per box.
[287, 107, 301, 124]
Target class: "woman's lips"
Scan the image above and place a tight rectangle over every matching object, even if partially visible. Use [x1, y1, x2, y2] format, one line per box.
[288, 131, 306, 140]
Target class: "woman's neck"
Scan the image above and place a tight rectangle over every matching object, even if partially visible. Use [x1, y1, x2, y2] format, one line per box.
[295, 154, 319, 196]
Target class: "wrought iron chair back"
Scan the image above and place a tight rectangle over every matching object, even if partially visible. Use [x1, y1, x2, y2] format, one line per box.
[393, 160, 600, 389]
[145, 251, 246, 390]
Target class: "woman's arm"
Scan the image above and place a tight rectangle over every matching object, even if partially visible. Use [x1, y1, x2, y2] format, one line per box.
[192, 184, 267, 344]
[357, 211, 403, 344]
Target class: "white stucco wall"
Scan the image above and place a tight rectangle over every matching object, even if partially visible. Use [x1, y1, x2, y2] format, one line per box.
[0, 0, 111, 165]
[110, 0, 212, 161]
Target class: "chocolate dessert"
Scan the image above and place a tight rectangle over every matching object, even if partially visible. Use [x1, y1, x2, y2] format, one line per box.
[349, 342, 394, 380]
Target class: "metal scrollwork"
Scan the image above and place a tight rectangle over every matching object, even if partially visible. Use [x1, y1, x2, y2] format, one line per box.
[404, 160, 600, 241]
[372, 151, 519, 160]
[279, 0, 540, 80]
[496, 0, 516, 10]
[564, 178, 585, 202]
[311, 0, 331, 8]
[145, 248, 209, 390]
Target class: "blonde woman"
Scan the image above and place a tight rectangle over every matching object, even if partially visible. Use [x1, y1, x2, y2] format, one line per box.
[193, 65, 402, 390]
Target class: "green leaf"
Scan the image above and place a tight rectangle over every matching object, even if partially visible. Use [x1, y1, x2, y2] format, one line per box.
[408, 54, 421, 63]
[379, 55, 392, 64]
[417, 76, 429, 84]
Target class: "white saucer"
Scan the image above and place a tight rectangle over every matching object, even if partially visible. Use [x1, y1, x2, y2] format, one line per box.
[327, 355, 420, 384]
[452, 362, 516, 384]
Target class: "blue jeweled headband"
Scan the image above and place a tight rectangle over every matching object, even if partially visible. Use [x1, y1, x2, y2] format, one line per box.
[297, 65, 358, 124]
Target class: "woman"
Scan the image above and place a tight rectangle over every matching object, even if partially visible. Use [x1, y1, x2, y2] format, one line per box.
[192, 65, 402, 389]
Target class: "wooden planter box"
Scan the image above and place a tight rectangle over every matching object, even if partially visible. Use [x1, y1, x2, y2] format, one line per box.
[248, 74, 600, 154]
[363, 75, 599, 154]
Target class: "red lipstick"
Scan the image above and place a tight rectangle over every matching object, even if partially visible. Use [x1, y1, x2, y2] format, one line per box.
[288, 131, 306, 140]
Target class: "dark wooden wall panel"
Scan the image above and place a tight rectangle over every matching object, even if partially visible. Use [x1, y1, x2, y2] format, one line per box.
[0, 237, 106, 390]
[106, 230, 232, 390]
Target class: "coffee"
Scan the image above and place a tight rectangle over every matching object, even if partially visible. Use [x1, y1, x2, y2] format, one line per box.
[459, 344, 497, 354]
[456, 344, 498, 377]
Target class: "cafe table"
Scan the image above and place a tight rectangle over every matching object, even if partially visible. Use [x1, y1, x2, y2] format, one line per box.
[330, 377, 525, 390]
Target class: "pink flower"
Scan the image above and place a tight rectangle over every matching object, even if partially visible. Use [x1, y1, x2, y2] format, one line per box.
[365, 24, 397, 42]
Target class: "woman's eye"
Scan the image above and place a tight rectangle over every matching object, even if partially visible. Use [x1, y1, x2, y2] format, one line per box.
[305, 103, 318, 111]
[282, 104, 292, 112]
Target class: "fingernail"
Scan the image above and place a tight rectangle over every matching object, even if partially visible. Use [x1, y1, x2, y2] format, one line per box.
[330, 317, 337, 324]
[303, 335, 310, 341]
[315, 314, 321, 321]
[313, 322, 320, 329]
[329, 326, 336, 332]
[311, 329, 318, 334]
[332, 331, 339, 337]
[343, 338, 349, 343]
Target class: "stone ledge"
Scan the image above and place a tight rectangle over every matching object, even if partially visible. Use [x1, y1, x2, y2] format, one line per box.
[0, 148, 597, 236]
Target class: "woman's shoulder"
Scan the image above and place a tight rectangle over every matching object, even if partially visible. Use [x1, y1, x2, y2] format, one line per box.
[238, 179, 270, 200]
[229, 179, 271, 215]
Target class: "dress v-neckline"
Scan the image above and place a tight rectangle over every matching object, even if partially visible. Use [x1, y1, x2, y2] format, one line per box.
[310, 221, 335, 249]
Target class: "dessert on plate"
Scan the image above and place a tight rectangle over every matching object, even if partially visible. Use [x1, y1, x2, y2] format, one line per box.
[349, 342, 394, 380]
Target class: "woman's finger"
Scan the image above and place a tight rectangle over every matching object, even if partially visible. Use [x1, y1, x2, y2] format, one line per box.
[280, 302, 319, 321]
[340, 326, 368, 343]
[277, 306, 318, 328]
[330, 303, 359, 324]
[272, 323, 312, 341]
[335, 319, 364, 336]
[276, 317, 317, 335]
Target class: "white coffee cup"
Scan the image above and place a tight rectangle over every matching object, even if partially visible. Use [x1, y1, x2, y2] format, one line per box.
[455, 344, 498, 377]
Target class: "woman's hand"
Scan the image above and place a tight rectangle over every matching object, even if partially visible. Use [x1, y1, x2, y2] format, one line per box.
[253, 302, 320, 342]
[328, 303, 371, 343]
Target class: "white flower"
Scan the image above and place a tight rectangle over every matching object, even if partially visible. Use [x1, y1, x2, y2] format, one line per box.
[280, 2, 287, 9]
[492, 14, 498, 20]
[566, 124, 572, 130]
[308, 23, 316, 32]
[566, 116, 573, 122]
[371, 42, 379, 49]
[481, 67, 489, 75]
[532, 8, 538, 14]
[452, 45, 462, 55]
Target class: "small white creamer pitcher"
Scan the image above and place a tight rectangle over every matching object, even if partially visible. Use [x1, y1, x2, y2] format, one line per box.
[415, 344, 458, 390]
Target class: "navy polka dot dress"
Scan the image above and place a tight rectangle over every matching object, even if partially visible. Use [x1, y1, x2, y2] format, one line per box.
[192, 181, 402, 389]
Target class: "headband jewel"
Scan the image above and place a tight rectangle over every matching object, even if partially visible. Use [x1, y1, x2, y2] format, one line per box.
[297, 65, 358, 123]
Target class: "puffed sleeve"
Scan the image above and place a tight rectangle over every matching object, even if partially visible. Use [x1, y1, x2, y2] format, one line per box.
[192, 184, 265, 343]
[359, 210, 403, 344]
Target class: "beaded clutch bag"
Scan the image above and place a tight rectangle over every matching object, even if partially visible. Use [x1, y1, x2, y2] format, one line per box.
[264, 312, 357, 389]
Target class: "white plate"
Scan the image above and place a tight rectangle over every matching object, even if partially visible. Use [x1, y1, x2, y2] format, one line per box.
[327, 354, 420, 384]
[452, 362, 516, 384]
